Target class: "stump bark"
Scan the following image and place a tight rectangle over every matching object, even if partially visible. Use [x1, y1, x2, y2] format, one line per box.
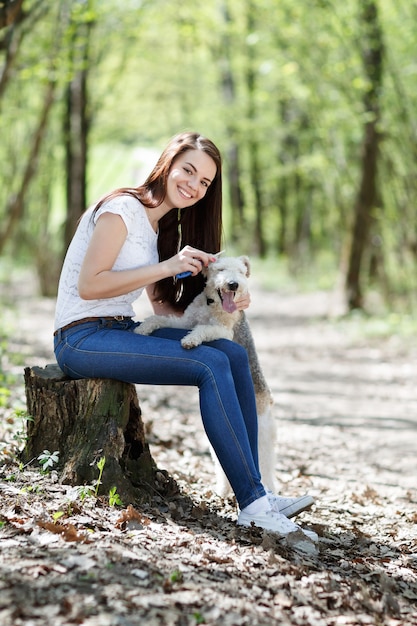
[22, 364, 175, 504]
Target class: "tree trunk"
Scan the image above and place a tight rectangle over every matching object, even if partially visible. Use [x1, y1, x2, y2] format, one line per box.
[226, 141, 246, 242]
[63, 7, 94, 250]
[219, 1, 246, 242]
[0, 8, 24, 101]
[64, 68, 89, 250]
[0, 0, 24, 29]
[246, 2, 266, 257]
[0, 79, 56, 254]
[345, 0, 384, 310]
[22, 364, 177, 505]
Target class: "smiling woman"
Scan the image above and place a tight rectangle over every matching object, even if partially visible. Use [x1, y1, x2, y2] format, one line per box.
[167, 151, 217, 208]
[53, 130, 317, 541]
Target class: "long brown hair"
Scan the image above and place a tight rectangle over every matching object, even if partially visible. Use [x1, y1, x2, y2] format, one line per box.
[93, 131, 223, 311]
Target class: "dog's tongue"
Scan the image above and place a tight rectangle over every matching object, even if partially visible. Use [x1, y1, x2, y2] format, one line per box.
[222, 291, 237, 313]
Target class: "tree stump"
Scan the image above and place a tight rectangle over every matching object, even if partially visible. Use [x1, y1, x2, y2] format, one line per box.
[22, 364, 176, 504]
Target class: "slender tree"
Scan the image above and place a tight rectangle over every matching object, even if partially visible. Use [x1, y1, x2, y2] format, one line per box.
[245, 0, 266, 256]
[345, 0, 384, 309]
[218, 1, 246, 242]
[0, 77, 56, 254]
[63, 1, 95, 251]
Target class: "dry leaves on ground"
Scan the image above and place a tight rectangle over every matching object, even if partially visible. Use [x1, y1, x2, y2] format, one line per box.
[0, 283, 417, 625]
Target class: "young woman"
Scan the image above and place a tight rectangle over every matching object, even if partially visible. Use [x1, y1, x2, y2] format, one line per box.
[54, 131, 316, 540]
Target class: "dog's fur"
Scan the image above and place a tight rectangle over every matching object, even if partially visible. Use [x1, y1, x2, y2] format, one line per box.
[135, 255, 276, 495]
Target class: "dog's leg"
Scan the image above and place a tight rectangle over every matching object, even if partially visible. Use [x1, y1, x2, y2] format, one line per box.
[257, 401, 277, 492]
[209, 446, 233, 498]
[135, 314, 186, 336]
[181, 325, 234, 349]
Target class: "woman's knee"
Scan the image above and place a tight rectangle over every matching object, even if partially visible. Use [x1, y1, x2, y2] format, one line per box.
[213, 338, 249, 365]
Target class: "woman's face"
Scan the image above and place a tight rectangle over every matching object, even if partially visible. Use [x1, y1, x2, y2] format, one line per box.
[166, 149, 217, 209]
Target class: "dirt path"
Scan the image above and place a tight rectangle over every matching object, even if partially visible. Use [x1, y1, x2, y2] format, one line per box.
[1, 275, 417, 625]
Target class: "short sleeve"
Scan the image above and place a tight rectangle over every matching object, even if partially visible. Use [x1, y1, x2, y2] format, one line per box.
[93, 195, 139, 234]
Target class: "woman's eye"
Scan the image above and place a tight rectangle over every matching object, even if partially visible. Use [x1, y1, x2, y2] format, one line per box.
[201, 180, 208, 188]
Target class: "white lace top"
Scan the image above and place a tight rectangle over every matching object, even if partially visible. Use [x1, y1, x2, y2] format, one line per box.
[54, 195, 159, 330]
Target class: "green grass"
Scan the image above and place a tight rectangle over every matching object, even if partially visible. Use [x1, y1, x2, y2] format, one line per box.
[248, 252, 338, 293]
[336, 310, 417, 342]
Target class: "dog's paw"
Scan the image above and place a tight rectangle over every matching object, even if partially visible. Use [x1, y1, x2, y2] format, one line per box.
[180, 333, 202, 349]
[135, 318, 160, 335]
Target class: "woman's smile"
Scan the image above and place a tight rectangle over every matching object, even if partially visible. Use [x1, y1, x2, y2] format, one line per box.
[177, 184, 193, 200]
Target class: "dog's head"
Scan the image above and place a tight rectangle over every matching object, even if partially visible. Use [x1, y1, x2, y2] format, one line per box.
[203, 255, 250, 313]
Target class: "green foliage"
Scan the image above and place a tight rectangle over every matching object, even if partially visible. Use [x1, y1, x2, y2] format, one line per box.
[78, 485, 95, 501]
[108, 486, 123, 507]
[169, 569, 183, 584]
[74, 457, 123, 506]
[337, 310, 417, 343]
[94, 456, 106, 497]
[38, 450, 60, 471]
[1, 0, 417, 309]
[52, 510, 65, 523]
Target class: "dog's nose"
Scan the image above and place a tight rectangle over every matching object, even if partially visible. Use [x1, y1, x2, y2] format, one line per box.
[227, 281, 239, 291]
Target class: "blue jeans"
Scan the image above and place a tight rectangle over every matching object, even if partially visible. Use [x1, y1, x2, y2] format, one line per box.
[54, 317, 265, 509]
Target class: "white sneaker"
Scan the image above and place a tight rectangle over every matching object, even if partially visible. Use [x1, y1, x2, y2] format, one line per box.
[237, 509, 318, 542]
[267, 491, 315, 518]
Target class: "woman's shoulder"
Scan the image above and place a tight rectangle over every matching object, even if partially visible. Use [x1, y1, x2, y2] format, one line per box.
[99, 192, 142, 212]
[94, 193, 144, 228]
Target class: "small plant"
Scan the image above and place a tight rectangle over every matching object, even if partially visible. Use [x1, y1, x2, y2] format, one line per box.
[78, 485, 94, 501]
[20, 485, 44, 495]
[38, 449, 59, 471]
[72, 458, 123, 507]
[170, 569, 183, 584]
[108, 486, 123, 507]
[193, 612, 206, 625]
[52, 511, 65, 523]
[94, 456, 106, 497]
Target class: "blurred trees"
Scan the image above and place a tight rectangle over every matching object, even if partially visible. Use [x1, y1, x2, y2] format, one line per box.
[0, 0, 417, 311]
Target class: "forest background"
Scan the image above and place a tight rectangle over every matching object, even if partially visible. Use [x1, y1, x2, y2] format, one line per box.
[1, 0, 417, 315]
[1, 3, 417, 624]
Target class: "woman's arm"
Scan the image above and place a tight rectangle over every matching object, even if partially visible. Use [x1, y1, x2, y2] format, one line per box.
[78, 213, 173, 300]
[78, 212, 217, 301]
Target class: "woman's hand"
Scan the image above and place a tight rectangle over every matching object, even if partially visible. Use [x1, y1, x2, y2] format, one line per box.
[169, 245, 217, 278]
[234, 291, 251, 311]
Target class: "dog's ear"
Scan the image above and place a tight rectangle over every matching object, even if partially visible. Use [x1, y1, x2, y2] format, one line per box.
[239, 255, 250, 277]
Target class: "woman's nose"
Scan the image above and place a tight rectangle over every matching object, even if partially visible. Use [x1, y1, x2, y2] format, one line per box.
[187, 176, 197, 190]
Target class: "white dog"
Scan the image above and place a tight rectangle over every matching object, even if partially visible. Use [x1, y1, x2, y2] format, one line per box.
[135, 255, 276, 495]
